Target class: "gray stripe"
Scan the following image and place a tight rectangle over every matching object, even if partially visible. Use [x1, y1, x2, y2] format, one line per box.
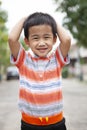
[18, 100, 63, 117]
[24, 54, 58, 71]
[20, 78, 62, 90]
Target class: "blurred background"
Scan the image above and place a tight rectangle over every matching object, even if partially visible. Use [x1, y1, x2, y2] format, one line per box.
[0, 1, 87, 130]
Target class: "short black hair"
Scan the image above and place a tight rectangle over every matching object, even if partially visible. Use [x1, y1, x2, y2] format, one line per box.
[23, 12, 57, 39]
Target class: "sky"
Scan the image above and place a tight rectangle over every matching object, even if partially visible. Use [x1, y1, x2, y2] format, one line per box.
[1, 0, 65, 31]
[1, 0, 74, 44]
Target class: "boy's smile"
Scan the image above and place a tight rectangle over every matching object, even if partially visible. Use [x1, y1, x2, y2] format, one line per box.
[25, 25, 57, 57]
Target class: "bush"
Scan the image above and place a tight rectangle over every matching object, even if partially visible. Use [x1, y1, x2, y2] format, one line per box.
[62, 67, 69, 78]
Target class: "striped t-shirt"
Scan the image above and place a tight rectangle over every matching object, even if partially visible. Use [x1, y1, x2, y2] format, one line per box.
[11, 45, 70, 118]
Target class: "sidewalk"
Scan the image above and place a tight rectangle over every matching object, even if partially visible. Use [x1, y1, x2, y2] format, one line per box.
[62, 78, 87, 130]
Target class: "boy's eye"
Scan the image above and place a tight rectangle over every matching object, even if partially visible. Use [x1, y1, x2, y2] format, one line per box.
[44, 36, 51, 40]
[45, 36, 50, 39]
[32, 37, 39, 40]
[34, 37, 38, 39]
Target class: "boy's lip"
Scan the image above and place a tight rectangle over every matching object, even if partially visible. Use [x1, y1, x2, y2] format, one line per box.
[37, 47, 48, 50]
[37, 48, 48, 52]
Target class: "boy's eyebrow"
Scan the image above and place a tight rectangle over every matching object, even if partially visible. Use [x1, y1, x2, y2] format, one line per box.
[44, 33, 52, 36]
[43, 34, 53, 37]
[30, 34, 39, 37]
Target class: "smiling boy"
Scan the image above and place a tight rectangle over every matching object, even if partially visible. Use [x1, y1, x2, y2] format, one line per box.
[8, 12, 71, 130]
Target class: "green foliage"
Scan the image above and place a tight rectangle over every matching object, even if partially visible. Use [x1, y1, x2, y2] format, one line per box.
[54, 0, 87, 47]
[0, 1, 9, 68]
[20, 37, 29, 50]
[62, 66, 69, 78]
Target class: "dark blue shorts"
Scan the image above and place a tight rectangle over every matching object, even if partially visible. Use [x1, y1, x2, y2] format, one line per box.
[21, 118, 67, 130]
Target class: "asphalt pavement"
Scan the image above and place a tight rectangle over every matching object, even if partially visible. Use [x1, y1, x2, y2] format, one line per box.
[62, 78, 87, 130]
[0, 78, 87, 130]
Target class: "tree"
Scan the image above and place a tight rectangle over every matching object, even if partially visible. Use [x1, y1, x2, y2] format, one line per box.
[53, 0, 87, 47]
[0, 1, 9, 75]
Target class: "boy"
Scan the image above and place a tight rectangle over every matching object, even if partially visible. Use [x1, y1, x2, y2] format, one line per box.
[8, 12, 71, 130]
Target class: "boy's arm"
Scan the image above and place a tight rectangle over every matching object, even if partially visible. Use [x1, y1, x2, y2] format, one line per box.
[57, 24, 71, 58]
[8, 17, 27, 59]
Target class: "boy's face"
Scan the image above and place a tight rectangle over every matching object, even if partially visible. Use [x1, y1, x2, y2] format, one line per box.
[25, 25, 57, 57]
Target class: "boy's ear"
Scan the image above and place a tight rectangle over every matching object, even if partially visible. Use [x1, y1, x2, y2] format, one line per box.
[24, 38, 30, 45]
[53, 36, 57, 44]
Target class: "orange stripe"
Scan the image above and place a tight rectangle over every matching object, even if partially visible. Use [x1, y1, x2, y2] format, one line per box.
[56, 49, 65, 67]
[19, 88, 62, 104]
[22, 112, 63, 125]
[44, 68, 61, 80]
[16, 48, 25, 68]
[20, 65, 61, 81]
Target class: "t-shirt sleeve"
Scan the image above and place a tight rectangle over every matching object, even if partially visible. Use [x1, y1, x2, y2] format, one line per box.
[56, 46, 70, 67]
[10, 45, 25, 68]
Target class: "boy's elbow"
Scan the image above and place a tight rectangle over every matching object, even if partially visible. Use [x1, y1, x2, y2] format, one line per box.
[8, 34, 16, 44]
[66, 35, 71, 43]
[65, 35, 71, 47]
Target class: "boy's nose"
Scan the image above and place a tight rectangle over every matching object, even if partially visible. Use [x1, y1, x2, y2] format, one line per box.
[38, 41, 45, 46]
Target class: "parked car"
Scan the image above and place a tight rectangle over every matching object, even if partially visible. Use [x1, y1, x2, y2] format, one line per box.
[6, 66, 19, 80]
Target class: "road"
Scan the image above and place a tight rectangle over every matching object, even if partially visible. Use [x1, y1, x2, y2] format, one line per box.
[0, 78, 87, 130]
[62, 79, 87, 130]
[0, 80, 20, 130]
